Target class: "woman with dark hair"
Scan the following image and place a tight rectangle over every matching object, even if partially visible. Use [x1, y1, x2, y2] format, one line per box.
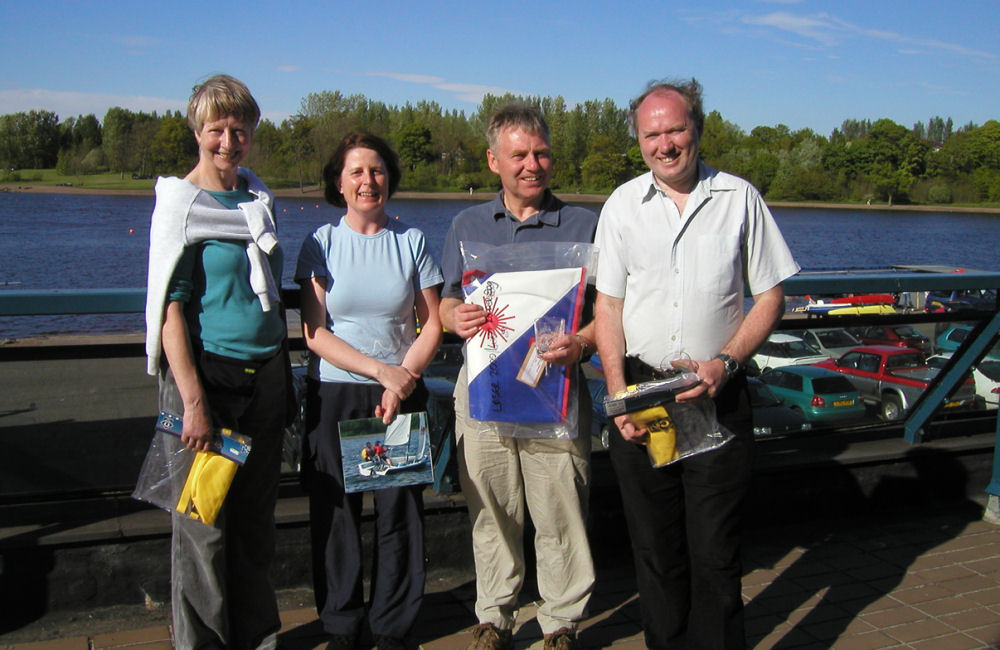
[295, 132, 443, 650]
[144, 74, 289, 649]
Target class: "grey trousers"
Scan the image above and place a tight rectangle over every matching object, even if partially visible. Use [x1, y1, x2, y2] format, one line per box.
[160, 349, 286, 650]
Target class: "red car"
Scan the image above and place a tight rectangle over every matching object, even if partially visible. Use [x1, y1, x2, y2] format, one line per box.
[849, 324, 932, 356]
[814, 345, 976, 421]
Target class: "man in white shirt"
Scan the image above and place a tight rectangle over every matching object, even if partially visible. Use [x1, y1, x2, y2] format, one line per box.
[594, 79, 799, 649]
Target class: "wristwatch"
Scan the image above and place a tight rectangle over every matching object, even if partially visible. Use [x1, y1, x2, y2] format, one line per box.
[714, 353, 742, 378]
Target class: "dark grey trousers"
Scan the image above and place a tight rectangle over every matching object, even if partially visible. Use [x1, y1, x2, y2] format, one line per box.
[160, 349, 286, 650]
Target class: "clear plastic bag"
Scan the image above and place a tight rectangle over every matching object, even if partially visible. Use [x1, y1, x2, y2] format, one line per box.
[603, 373, 734, 467]
[459, 241, 598, 438]
[132, 412, 252, 524]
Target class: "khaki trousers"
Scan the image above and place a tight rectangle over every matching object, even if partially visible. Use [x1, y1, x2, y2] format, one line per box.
[454, 365, 594, 634]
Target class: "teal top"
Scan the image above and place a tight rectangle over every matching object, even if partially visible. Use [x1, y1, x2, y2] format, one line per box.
[167, 187, 285, 360]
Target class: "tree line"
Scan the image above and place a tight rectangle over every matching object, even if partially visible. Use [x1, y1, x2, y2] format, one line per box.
[2, 91, 999, 204]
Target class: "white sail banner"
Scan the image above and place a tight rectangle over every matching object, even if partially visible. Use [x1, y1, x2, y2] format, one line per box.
[462, 266, 586, 422]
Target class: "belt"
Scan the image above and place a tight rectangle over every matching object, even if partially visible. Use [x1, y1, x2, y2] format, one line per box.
[625, 356, 680, 382]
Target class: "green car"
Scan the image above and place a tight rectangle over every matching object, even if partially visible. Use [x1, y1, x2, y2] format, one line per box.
[758, 365, 867, 424]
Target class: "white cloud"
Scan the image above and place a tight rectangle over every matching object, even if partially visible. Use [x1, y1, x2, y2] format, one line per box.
[0, 88, 185, 119]
[744, 12, 841, 46]
[367, 72, 521, 104]
[744, 10, 996, 59]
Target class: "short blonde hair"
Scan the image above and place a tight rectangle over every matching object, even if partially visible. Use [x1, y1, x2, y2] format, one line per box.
[186, 74, 261, 133]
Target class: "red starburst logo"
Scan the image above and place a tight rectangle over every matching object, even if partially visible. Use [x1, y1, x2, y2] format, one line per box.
[475, 281, 515, 349]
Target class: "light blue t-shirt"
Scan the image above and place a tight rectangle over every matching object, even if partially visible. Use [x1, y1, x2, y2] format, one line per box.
[295, 217, 443, 383]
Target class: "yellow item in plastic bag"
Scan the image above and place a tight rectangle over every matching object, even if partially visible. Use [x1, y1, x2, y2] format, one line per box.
[629, 404, 680, 467]
[175, 450, 238, 525]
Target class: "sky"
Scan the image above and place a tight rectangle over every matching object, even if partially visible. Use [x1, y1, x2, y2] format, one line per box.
[1, 0, 997, 137]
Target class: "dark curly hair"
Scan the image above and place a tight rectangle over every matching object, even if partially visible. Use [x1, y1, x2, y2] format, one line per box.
[322, 133, 402, 208]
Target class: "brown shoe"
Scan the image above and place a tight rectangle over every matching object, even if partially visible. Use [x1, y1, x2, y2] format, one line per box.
[543, 627, 578, 650]
[467, 622, 513, 650]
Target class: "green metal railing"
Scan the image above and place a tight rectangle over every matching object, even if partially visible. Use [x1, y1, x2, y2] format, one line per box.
[2, 268, 1000, 499]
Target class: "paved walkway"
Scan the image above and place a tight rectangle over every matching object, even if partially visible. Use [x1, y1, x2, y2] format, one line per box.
[5, 501, 1000, 649]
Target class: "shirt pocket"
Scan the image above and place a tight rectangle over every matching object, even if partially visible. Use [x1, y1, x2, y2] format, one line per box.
[695, 234, 741, 296]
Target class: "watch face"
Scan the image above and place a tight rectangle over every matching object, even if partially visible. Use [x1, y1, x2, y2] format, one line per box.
[717, 354, 739, 374]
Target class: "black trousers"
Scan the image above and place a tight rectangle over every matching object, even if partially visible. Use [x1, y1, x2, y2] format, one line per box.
[609, 358, 754, 650]
[302, 379, 428, 639]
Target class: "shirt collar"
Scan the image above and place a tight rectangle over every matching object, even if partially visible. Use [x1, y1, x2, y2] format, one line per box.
[491, 189, 560, 226]
[639, 161, 732, 204]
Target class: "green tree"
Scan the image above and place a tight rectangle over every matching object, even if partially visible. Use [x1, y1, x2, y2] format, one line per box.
[699, 110, 744, 166]
[0, 110, 61, 169]
[397, 123, 434, 171]
[149, 115, 195, 175]
[102, 107, 135, 178]
[281, 115, 316, 191]
[580, 134, 627, 191]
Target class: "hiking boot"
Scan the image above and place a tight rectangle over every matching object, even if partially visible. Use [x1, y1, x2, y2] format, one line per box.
[374, 635, 405, 650]
[467, 622, 513, 650]
[543, 627, 578, 650]
[325, 634, 357, 650]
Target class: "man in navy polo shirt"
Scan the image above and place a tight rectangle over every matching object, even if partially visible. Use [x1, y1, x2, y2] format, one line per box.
[439, 102, 597, 650]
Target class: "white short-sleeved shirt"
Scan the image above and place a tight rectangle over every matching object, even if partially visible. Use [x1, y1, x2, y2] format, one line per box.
[595, 163, 800, 367]
[295, 218, 443, 383]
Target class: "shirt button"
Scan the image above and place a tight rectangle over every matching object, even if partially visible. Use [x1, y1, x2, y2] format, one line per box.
[674, 268, 680, 274]
[673, 302, 679, 308]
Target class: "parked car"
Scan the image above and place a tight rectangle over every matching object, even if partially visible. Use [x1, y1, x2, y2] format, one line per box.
[758, 366, 867, 424]
[925, 289, 998, 312]
[850, 324, 932, 356]
[750, 333, 830, 374]
[935, 325, 1000, 360]
[786, 328, 862, 360]
[814, 345, 977, 421]
[927, 353, 1000, 407]
[747, 377, 811, 436]
[588, 377, 613, 449]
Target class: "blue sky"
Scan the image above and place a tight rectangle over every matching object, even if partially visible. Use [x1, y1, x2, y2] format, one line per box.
[1, 0, 996, 137]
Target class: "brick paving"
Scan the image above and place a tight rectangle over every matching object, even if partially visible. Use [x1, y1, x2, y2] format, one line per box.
[4, 504, 1000, 649]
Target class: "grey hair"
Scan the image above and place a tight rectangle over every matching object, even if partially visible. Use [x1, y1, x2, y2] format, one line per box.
[486, 102, 550, 150]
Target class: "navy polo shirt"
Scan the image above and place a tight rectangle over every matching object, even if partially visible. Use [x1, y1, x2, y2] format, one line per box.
[441, 190, 598, 301]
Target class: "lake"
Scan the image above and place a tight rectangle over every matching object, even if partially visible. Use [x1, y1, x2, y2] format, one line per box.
[1, 190, 998, 338]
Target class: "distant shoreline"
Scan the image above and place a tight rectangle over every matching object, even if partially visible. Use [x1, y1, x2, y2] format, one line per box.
[2, 182, 999, 213]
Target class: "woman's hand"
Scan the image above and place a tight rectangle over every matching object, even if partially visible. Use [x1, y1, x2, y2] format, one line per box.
[375, 389, 402, 424]
[181, 401, 215, 452]
[375, 363, 418, 399]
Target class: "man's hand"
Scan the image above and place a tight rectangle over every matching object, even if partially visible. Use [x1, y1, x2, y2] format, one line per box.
[537, 333, 588, 367]
[452, 303, 487, 339]
[614, 413, 648, 443]
[672, 357, 727, 401]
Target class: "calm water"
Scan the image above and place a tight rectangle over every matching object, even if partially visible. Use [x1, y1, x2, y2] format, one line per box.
[1, 191, 998, 338]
